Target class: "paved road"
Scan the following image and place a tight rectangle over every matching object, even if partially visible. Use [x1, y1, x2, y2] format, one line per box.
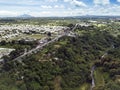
[72, 23, 79, 31]
[13, 24, 78, 62]
[13, 34, 66, 61]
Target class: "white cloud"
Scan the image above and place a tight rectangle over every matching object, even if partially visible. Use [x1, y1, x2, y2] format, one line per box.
[30, 11, 76, 17]
[94, 0, 110, 5]
[54, 5, 65, 8]
[41, 5, 65, 9]
[72, 0, 87, 7]
[46, 0, 58, 2]
[0, 0, 120, 17]
[117, 0, 120, 2]
[0, 10, 19, 17]
[64, 0, 71, 2]
[0, 4, 120, 17]
[54, 5, 59, 8]
[41, 5, 52, 9]
[75, 4, 120, 16]
[64, 0, 87, 7]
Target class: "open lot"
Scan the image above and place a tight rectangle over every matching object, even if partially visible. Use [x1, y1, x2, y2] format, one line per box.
[0, 48, 15, 58]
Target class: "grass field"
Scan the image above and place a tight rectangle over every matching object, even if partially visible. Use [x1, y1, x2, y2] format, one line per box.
[74, 83, 90, 90]
[0, 34, 46, 42]
[94, 68, 105, 90]
[26, 34, 45, 39]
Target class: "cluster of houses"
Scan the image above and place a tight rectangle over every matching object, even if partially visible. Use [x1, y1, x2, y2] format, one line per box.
[0, 24, 69, 62]
[0, 24, 68, 41]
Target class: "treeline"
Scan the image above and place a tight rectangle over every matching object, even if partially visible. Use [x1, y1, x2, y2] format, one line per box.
[0, 30, 120, 90]
[0, 39, 38, 62]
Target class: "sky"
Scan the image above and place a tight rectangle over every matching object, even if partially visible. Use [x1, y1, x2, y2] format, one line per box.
[0, 0, 120, 17]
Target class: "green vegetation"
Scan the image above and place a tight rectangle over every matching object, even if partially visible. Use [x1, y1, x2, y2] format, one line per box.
[25, 34, 45, 39]
[0, 29, 119, 89]
[0, 18, 80, 26]
[0, 40, 38, 61]
[0, 18, 120, 90]
[75, 83, 90, 90]
[4, 34, 45, 41]
[94, 68, 105, 89]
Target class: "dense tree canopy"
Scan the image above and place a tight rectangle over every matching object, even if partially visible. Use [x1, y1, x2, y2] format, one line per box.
[0, 29, 120, 90]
